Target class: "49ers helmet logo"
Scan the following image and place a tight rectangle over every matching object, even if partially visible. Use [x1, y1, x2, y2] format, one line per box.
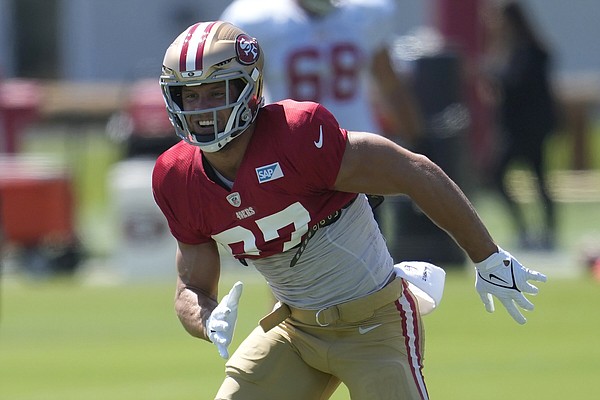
[236, 34, 260, 65]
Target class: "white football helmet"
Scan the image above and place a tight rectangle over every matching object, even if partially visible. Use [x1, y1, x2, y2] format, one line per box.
[160, 21, 264, 152]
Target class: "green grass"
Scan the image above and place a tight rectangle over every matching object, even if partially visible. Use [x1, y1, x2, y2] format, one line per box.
[4, 119, 598, 399]
[423, 272, 600, 399]
[545, 124, 600, 171]
[1, 270, 598, 399]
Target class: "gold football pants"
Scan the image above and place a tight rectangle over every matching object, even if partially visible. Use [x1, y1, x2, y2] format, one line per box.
[215, 280, 428, 400]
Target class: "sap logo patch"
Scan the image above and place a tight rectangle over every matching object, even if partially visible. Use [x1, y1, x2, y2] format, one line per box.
[255, 162, 284, 183]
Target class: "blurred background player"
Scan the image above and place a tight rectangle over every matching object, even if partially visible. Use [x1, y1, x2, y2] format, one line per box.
[220, 0, 424, 259]
[480, 0, 558, 250]
[220, 0, 423, 145]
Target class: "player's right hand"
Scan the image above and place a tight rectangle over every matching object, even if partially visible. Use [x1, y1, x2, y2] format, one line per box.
[475, 247, 547, 324]
[206, 281, 243, 359]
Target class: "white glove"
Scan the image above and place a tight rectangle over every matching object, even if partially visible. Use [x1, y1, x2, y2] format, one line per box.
[475, 247, 547, 324]
[206, 281, 243, 359]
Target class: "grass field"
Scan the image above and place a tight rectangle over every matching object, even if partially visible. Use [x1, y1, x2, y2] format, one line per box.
[1, 122, 599, 398]
[1, 269, 599, 399]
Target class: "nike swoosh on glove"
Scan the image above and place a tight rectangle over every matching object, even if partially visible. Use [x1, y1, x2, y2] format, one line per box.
[206, 281, 243, 359]
[475, 247, 547, 324]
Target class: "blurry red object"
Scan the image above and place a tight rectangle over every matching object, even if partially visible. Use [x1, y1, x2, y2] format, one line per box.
[0, 79, 42, 153]
[125, 79, 172, 137]
[0, 156, 74, 245]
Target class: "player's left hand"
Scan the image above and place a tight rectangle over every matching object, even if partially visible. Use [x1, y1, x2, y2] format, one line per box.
[475, 247, 547, 324]
[206, 281, 243, 359]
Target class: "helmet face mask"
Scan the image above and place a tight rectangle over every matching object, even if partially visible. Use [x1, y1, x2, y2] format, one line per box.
[160, 21, 264, 152]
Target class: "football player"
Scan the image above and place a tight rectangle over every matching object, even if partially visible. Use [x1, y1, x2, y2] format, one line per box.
[220, 0, 422, 144]
[153, 21, 547, 400]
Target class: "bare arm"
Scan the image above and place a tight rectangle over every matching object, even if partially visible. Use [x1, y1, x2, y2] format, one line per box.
[174, 240, 221, 341]
[334, 131, 497, 262]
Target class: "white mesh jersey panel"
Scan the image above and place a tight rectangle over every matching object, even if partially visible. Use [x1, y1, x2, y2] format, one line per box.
[252, 194, 395, 309]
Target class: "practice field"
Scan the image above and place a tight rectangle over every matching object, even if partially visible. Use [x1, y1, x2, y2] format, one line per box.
[1, 268, 598, 399]
[2, 122, 599, 399]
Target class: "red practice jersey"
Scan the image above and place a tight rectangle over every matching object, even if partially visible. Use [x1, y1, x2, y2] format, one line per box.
[152, 100, 357, 261]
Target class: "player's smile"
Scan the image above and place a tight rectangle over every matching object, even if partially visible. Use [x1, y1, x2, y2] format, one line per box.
[188, 116, 221, 135]
[180, 82, 239, 136]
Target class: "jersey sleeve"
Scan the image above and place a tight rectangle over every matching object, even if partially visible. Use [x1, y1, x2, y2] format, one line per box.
[152, 148, 212, 245]
[283, 102, 349, 192]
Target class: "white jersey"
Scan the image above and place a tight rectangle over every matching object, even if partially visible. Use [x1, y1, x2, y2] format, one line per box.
[250, 194, 395, 310]
[221, 0, 397, 133]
